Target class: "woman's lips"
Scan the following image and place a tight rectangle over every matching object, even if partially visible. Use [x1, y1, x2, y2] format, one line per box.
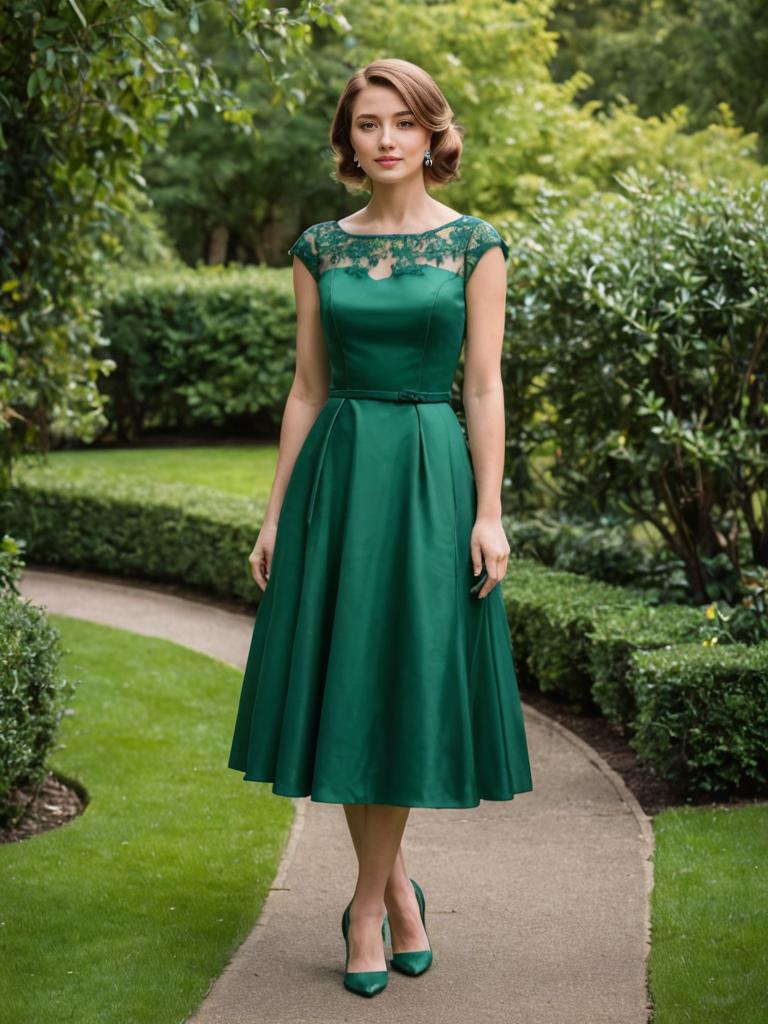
[376, 158, 401, 166]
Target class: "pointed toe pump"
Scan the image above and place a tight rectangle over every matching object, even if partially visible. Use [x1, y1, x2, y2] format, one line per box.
[340, 901, 389, 997]
[389, 878, 433, 977]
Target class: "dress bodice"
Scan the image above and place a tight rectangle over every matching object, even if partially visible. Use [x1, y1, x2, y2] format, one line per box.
[287, 216, 510, 397]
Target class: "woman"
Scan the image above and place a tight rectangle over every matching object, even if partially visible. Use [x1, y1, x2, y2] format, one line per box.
[228, 57, 533, 998]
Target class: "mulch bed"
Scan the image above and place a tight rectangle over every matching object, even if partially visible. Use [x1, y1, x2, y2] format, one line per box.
[1, 772, 86, 845]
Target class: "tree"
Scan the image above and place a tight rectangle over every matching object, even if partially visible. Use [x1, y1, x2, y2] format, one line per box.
[0, 0, 347, 495]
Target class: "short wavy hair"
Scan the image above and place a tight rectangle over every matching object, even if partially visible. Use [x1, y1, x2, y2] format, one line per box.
[330, 58, 464, 192]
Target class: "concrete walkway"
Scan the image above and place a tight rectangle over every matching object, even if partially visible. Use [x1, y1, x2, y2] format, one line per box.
[20, 566, 654, 1024]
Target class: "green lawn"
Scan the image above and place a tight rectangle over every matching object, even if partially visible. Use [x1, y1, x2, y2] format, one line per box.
[648, 803, 768, 1023]
[0, 615, 294, 1024]
[18, 445, 278, 499]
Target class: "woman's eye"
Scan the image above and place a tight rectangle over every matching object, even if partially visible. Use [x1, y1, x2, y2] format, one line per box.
[359, 121, 415, 129]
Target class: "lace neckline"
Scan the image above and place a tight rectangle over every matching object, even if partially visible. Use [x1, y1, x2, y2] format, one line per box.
[332, 214, 467, 238]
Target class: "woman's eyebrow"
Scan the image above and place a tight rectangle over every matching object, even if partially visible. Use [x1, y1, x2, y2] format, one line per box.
[354, 110, 414, 119]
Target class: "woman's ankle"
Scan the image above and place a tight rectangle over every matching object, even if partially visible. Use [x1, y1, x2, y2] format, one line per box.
[349, 894, 386, 919]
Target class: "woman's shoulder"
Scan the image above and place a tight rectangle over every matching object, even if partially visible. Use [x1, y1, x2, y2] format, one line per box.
[462, 216, 510, 262]
[291, 220, 336, 245]
[286, 222, 338, 279]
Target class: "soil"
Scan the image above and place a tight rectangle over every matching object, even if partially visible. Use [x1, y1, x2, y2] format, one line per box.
[0, 772, 87, 845]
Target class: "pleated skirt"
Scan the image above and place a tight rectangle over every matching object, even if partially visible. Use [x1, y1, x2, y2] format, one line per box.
[227, 396, 533, 807]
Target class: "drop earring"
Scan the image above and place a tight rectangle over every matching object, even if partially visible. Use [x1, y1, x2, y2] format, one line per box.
[353, 151, 360, 165]
[423, 148, 433, 167]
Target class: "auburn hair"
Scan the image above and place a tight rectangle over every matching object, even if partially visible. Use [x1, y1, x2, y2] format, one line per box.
[329, 58, 464, 191]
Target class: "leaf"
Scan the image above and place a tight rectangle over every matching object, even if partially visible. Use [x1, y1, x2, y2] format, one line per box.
[66, 0, 87, 28]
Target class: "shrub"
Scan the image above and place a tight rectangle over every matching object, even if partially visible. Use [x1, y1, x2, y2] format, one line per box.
[504, 170, 768, 603]
[0, 592, 75, 824]
[99, 266, 297, 441]
[6, 463, 265, 604]
[588, 602, 705, 724]
[502, 559, 644, 705]
[628, 642, 768, 797]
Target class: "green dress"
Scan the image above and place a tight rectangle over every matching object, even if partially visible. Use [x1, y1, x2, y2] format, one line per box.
[227, 215, 533, 808]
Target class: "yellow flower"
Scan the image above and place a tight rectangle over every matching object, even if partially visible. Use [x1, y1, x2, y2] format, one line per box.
[705, 602, 717, 620]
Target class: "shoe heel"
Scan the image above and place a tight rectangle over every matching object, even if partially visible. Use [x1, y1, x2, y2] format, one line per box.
[389, 878, 433, 977]
[341, 901, 389, 997]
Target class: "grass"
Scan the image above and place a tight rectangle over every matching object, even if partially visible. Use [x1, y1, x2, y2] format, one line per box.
[0, 615, 294, 1024]
[17, 446, 278, 500]
[648, 803, 768, 1023]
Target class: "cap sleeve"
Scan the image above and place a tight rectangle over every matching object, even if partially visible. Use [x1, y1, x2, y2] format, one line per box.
[287, 225, 320, 281]
[464, 219, 510, 282]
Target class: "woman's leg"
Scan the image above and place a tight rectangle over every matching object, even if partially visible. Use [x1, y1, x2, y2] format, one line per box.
[342, 804, 431, 961]
[341, 802, 408, 972]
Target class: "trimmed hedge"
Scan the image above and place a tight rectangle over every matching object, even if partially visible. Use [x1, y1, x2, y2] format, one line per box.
[629, 643, 768, 796]
[6, 465, 265, 603]
[100, 265, 298, 440]
[588, 602, 705, 724]
[7, 464, 767, 799]
[0, 591, 75, 824]
[501, 561, 648, 704]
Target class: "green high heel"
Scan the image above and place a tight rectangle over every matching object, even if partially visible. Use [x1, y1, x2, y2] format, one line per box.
[340, 901, 389, 997]
[388, 879, 433, 977]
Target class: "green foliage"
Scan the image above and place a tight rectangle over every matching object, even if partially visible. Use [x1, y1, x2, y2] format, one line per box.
[629, 642, 768, 796]
[700, 566, 768, 646]
[0, 533, 26, 595]
[504, 169, 768, 603]
[502, 509, 689, 597]
[6, 464, 266, 604]
[100, 265, 297, 440]
[588, 602, 705, 724]
[548, 0, 768, 162]
[0, 0, 344, 493]
[500, 558, 649, 702]
[0, 593, 75, 824]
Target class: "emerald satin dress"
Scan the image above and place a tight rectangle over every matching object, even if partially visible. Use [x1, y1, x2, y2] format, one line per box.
[227, 215, 534, 808]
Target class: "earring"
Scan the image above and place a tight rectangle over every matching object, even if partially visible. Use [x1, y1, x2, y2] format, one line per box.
[353, 151, 359, 165]
[423, 148, 433, 167]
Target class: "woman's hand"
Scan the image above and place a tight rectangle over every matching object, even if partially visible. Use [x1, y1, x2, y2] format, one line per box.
[470, 515, 511, 599]
[249, 521, 278, 591]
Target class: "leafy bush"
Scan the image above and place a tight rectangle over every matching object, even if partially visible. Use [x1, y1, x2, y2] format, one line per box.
[6, 464, 265, 604]
[700, 566, 768, 646]
[99, 265, 297, 441]
[0, 533, 26, 595]
[588, 602, 705, 724]
[504, 170, 768, 604]
[501, 559, 647, 704]
[0, 592, 75, 825]
[503, 510, 691, 600]
[629, 643, 768, 797]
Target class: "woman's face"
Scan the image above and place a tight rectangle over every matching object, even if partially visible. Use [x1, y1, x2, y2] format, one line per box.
[349, 84, 431, 182]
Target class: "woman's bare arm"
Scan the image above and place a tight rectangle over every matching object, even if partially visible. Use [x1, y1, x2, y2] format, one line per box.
[462, 246, 511, 598]
[249, 257, 329, 587]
